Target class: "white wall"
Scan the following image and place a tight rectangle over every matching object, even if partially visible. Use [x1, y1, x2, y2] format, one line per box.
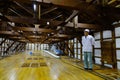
[116, 38, 120, 48]
[103, 30, 112, 38]
[94, 49, 101, 57]
[116, 50, 120, 60]
[94, 41, 101, 48]
[94, 32, 100, 39]
[94, 30, 112, 67]
[115, 27, 120, 37]
[94, 32, 101, 64]
[115, 27, 120, 69]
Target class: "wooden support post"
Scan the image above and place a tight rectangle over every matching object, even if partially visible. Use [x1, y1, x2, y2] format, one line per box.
[112, 29, 117, 69]
[77, 37, 82, 61]
[4, 41, 16, 55]
[0, 38, 7, 46]
[64, 41, 69, 56]
[65, 42, 74, 57]
[13, 42, 21, 52]
[20, 44, 26, 51]
[17, 43, 24, 52]
[100, 31, 104, 67]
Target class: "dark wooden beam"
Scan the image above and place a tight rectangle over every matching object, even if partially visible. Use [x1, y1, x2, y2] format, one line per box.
[16, 43, 23, 51]
[0, 38, 7, 46]
[108, 0, 120, 6]
[11, 0, 30, 3]
[13, 26, 55, 33]
[13, 1, 33, 15]
[0, 31, 19, 35]
[41, 6, 58, 16]
[4, 41, 16, 53]
[65, 10, 79, 22]
[37, 0, 112, 19]
[113, 23, 120, 27]
[5, 16, 63, 26]
[65, 22, 103, 30]
[18, 43, 26, 52]
[8, 8, 22, 17]
[65, 42, 74, 57]
[8, 7, 32, 27]
[51, 14, 62, 20]
[21, 43, 26, 51]
[13, 42, 21, 51]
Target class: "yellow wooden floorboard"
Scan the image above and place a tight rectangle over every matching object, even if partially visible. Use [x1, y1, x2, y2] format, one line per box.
[0, 51, 105, 80]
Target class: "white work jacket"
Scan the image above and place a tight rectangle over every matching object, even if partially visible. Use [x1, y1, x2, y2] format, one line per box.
[82, 35, 95, 52]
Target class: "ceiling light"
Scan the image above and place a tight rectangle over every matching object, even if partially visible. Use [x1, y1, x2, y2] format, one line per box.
[33, 3, 37, 11]
[47, 22, 50, 25]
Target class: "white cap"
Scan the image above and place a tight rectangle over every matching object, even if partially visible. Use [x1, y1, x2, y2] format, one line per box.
[84, 29, 89, 32]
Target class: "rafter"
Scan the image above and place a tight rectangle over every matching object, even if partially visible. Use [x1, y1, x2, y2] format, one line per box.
[0, 31, 19, 35]
[13, 1, 33, 15]
[4, 41, 16, 53]
[65, 22, 103, 30]
[65, 10, 79, 23]
[13, 26, 55, 33]
[37, 0, 98, 12]
[5, 16, 63, 26]
[0, 38, 7, 46]
[41, 6, 58, 16]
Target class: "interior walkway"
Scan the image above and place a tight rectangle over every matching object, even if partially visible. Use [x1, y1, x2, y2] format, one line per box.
[0, 51, 119, 80]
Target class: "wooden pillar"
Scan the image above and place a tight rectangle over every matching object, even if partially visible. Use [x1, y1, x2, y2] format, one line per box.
[93, 35, 95, 64]
[75, 38, 78, 59]
[13, 42, 21, 52]
[21, 43, 26, 51]
[65, 41, 69, 56]
[27, 43, 30, 50]
[29, 43, 32, 50]
[112, 29, 117, 68]
[34, 43, 35, 50]
[0, 38, 7, 46]
[77, 37, 82, 61]
[16, 44, 22, 52]
[100, 31, 103, 66]
[4, 41, 16, 54]
[3, 39, 6, 56]
[40, 44, 41, 50]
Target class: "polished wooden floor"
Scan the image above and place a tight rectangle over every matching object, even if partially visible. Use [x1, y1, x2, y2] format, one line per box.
[0, 51, 119, 80]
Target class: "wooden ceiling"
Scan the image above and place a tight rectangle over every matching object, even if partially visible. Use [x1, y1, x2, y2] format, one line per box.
[0, 0, 120, 43]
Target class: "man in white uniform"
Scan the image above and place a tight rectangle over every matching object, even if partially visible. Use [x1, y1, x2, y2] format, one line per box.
[82, 29, 95, 70]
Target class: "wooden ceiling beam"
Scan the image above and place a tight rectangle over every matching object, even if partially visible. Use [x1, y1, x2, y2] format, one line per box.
[9, 36, 25, 40]
[51, 14, 63, 20]
[0, 38, 7, 45]
[13, 1, 33, 15]
[8, 8, 22, 16]
[4, 41, 16, 53]
[36, 0, 102, 15]
[13, 42, 21, 51]
[65, 10, 79, 23]
[13, 26, 55, 33]
[65, 22, 102, 30]
[0, 31, 19, 35]
[5, 16, 63, 26]
[113, 23, 120, 27]
[11, 0, 30, 3]
[53, 34, 71, 38]
[41, 6, 58, 16]
[8, 8, 32, 27]
[108, 0, 117, 5]
[27, 35, 42, 38]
